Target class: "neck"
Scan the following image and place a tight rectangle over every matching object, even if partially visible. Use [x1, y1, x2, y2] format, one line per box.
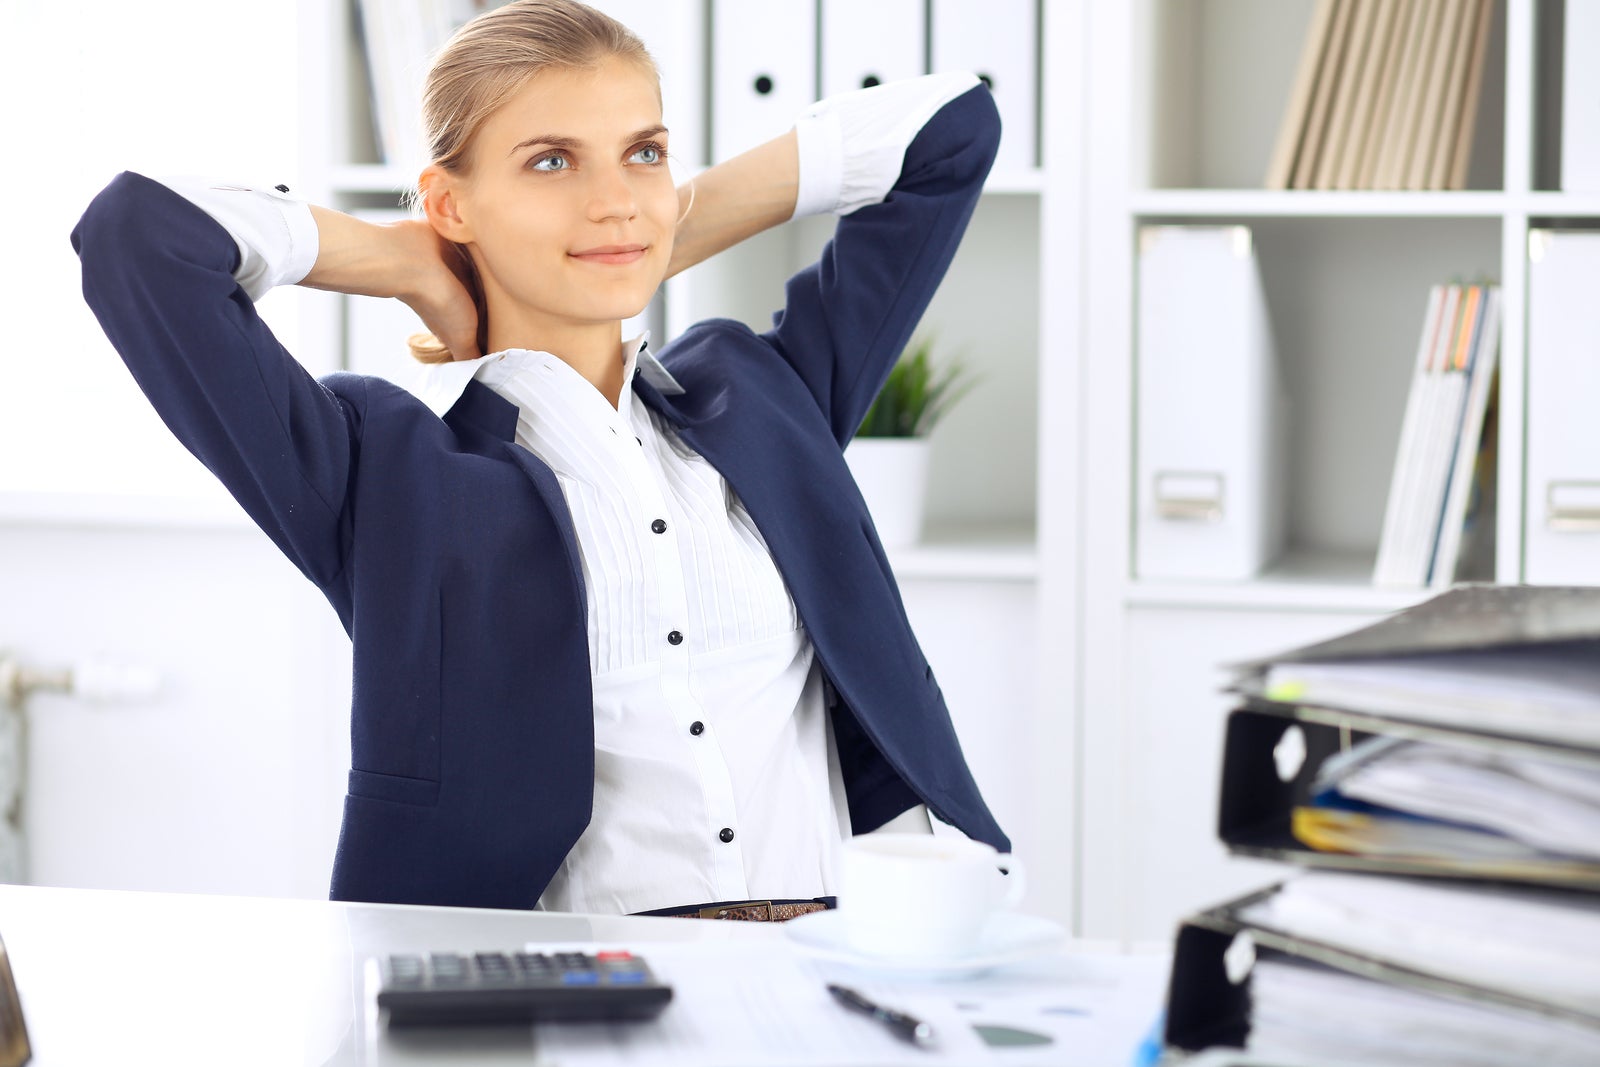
[484, 302, 627, 410]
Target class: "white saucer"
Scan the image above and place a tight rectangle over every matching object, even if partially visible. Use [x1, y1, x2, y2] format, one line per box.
[782, 910, 1067, 978]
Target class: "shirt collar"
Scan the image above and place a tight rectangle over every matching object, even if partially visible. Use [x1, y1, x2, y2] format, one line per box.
[407, 332, 684, 419]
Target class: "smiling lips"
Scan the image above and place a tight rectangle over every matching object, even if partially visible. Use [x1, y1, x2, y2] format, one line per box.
[570, 243, 648, 265]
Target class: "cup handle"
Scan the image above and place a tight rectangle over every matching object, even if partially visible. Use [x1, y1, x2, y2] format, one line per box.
[994, 853, 1026, 909]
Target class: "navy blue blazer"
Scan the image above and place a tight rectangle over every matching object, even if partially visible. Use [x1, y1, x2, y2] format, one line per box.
[73, 86, 1008, 910]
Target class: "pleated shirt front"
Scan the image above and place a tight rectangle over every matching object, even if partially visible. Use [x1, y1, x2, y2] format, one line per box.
[423, 339, 850, 914]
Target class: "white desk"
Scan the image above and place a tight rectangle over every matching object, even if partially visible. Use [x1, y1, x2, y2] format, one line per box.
[0, 884, 1171, 1066]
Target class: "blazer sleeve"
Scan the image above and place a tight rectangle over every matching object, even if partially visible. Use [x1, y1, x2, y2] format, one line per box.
[764, 82, 1001, 447]
[72, 172, 357, 590]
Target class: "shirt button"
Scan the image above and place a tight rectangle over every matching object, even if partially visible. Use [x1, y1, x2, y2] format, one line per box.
[718, 827, 735, 843]
[667, 630, 683, 646]
[689, 721, 704, 736]
[651, 519, 668, 534]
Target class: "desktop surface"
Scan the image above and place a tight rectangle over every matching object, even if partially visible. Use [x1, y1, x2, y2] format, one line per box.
[0, 883, 1169, 1066]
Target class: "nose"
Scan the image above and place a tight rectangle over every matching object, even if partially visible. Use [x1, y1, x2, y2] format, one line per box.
[585, 164, 637, 223]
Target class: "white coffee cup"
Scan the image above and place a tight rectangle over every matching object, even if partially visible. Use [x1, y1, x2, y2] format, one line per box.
[838, 833, 1026, 961]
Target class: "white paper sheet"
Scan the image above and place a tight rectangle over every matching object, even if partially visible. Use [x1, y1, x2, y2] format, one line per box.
[1238, 871, 1600, 1013]
[522, 939, 1171, 1067]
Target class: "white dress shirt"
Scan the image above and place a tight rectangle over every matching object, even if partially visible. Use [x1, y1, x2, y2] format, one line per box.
[164, 71, 977, 913]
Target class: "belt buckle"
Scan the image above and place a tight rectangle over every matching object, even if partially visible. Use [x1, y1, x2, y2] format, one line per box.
[699, 900, 774, 921]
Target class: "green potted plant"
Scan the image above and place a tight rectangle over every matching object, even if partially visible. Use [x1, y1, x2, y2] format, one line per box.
[846, 336, 976, 548]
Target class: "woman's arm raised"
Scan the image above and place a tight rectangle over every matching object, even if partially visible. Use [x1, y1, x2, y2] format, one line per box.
[303, 207, 482, 361]
[665, 131, 799, 280]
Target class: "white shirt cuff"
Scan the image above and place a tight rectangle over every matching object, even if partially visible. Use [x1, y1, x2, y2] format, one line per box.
[156, 177, 319, 301]
[791, 71, 982, 219]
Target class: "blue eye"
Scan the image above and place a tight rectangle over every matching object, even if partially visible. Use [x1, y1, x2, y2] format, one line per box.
[630, 143, 665, 165]
[530, 153, 570, 172]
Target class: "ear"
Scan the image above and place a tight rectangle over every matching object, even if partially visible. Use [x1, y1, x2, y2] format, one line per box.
[419, 164, 475, 243]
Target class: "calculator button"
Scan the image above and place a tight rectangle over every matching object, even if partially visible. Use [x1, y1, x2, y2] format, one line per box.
[596, 951, 633, 961]
[606, 970, 647, 984]
[475, 953, 514, 981]
[561, 970, 601, 985]
[388, 956, 425, 984]
[429, 954, 468, 983]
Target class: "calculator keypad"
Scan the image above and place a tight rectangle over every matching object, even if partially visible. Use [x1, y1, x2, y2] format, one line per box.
[377, 949, 671, 1026]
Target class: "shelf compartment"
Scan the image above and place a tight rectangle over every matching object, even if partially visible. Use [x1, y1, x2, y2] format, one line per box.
[1135, 0, 1507, 193]
[1131, 214, 1503, 589]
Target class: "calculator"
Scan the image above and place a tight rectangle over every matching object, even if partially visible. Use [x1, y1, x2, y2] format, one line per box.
[376, 949, 673, 1026]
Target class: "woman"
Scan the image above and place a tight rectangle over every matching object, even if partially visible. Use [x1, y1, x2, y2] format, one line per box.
[73, 0, 1007, 917]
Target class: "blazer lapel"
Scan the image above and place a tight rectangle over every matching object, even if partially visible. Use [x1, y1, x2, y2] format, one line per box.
[443, 380, 588, 619]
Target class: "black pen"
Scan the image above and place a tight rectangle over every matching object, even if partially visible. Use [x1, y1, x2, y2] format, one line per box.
[827, 983, 938, 1050]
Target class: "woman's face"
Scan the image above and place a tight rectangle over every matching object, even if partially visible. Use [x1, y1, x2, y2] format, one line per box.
[448, 56, 676, 340]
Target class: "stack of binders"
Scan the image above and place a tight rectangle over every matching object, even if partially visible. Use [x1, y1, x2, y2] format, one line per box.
[1163, 584, 1600, 1065]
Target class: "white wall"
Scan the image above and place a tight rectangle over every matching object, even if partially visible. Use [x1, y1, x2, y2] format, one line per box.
[1, 0, 350, 898]
[3, 522, 349, 898]
[5, 0, 310, 499]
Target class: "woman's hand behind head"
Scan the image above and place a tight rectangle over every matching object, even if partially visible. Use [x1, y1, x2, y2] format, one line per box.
[388, 219, 484, 363]
[302, 207, 483, 363]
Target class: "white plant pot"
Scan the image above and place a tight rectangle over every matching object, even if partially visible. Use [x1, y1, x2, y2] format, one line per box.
[844, 437, 932, 549]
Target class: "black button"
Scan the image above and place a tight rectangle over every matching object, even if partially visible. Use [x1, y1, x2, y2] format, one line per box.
[753, 74, 774, 95]
[689, 721, 704, 736]
[274, 183, 290, 193]
[651, 519, 668, 534]
[978, 72, 995, 91]
[636, 436, 643, 446]
[667, 630, 683, 645]
[718, 827, 735, 843]
[861, 74, 881, 88]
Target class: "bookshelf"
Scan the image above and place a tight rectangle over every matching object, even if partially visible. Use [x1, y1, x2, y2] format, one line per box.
[294, 0, 1082, 929]
[1079, 0, 1600, 942]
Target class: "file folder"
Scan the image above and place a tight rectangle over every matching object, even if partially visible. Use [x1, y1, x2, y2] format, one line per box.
[1165, 889, 1600, 1058]
[1563, 0, 1600, 191]
[1219, 585, 1600, 885]
[1215, 703, 1600, 890]
[1526, 231, 1600, 584]
[820, 0, 925, 99]
[1169, 582, 1600, 1064]
[709, 0, 816, 162]
[1135, 226, 1287, 582]
[929, 0, 1038, 172]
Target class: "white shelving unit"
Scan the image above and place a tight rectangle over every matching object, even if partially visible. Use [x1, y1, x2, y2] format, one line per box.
[1079, 0, 1598, 942]
[295, 0, 1084, 929]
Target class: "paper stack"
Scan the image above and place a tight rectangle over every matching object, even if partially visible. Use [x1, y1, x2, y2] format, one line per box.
[1266, 0, 1495, 191]
[1163, 584, 1600, 1065]
[1372, 280, 1500, 590]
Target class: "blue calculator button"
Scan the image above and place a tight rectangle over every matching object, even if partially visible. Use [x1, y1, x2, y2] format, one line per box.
[561, 970, 601, 985]
[607, 971, 647, 984]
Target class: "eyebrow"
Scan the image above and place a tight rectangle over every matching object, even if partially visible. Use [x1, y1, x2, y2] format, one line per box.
[508, 125, 669, 157]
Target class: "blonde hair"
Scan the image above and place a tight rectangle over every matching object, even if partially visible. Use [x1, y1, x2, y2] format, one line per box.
[407, 0, 658, 362]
